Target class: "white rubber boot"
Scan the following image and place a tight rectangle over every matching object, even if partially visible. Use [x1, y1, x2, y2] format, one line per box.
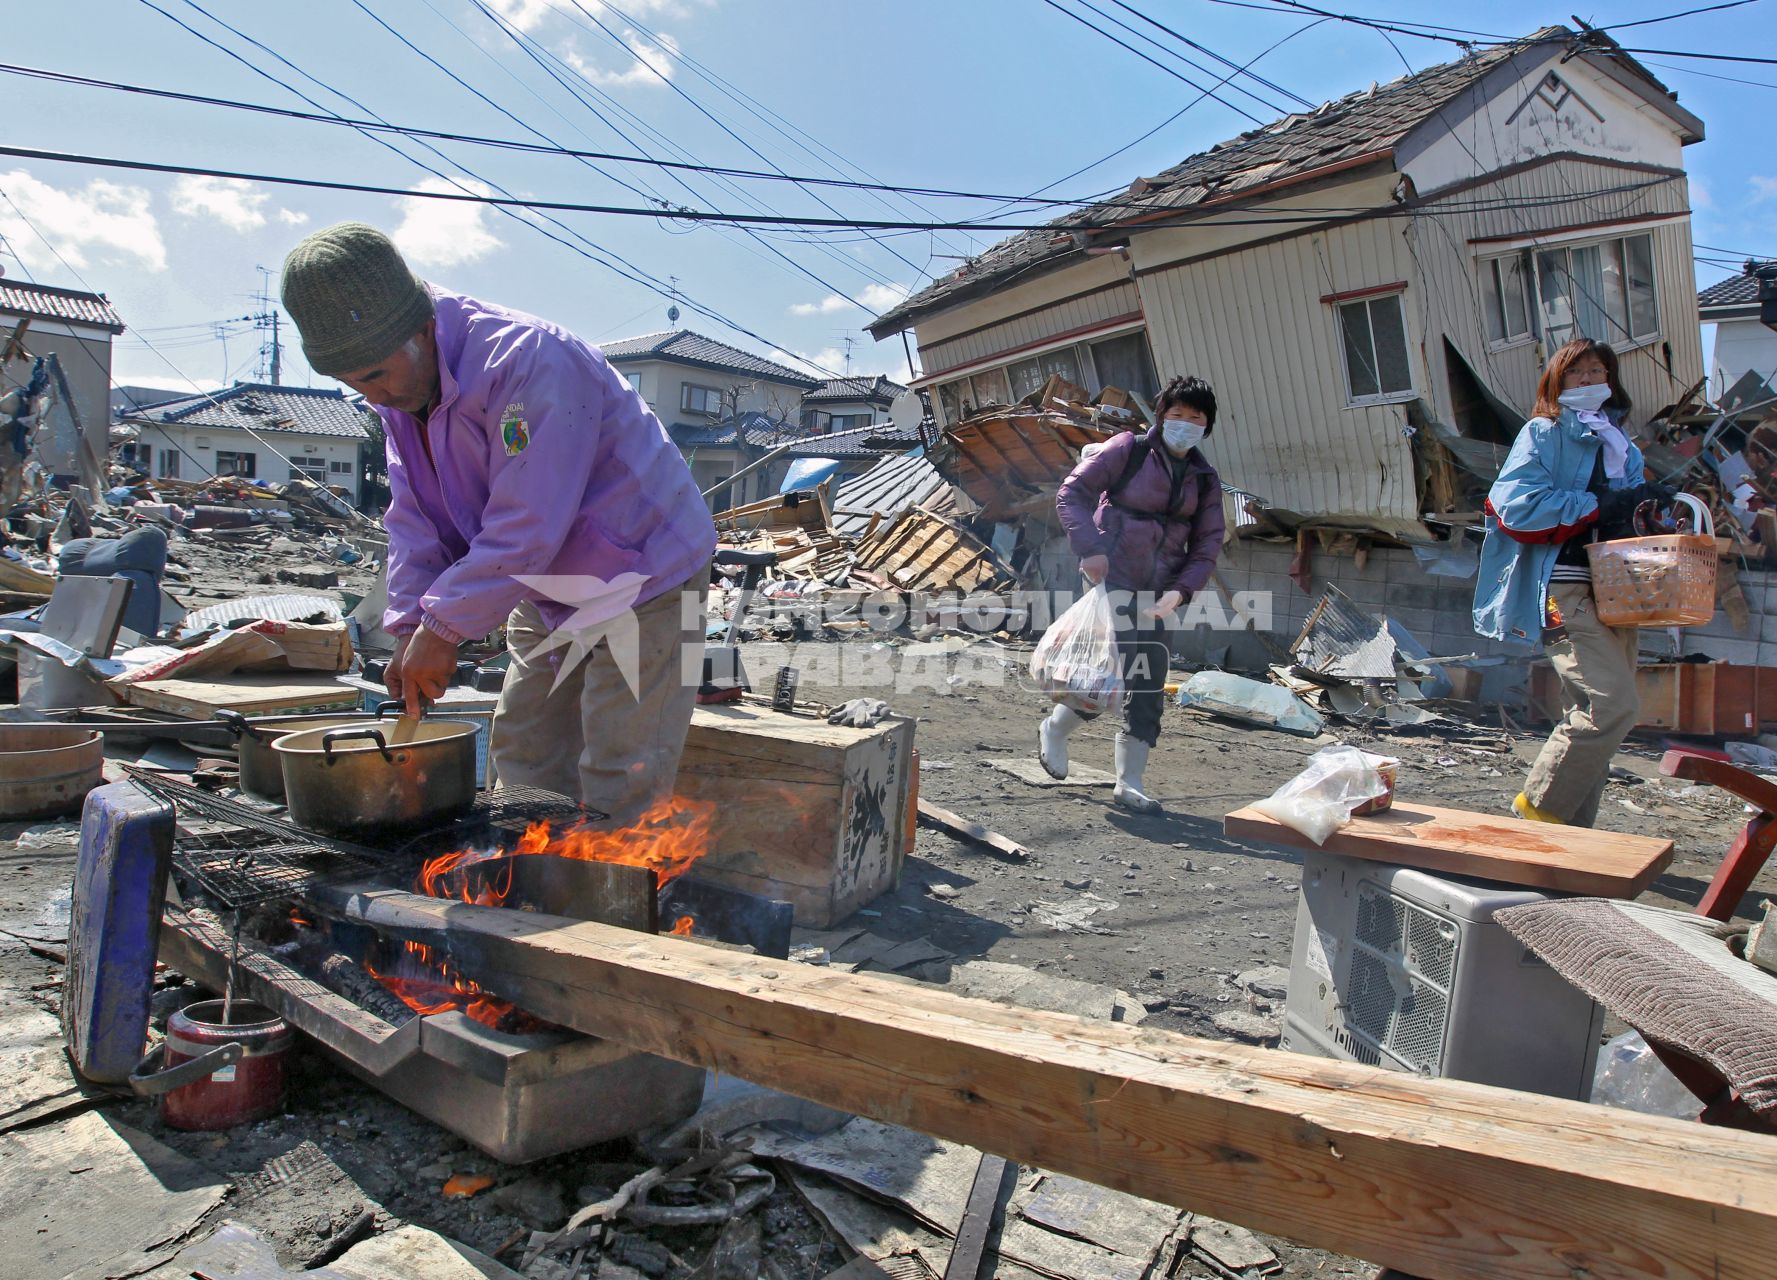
[1038, 704, 1086, 780]
[1113, 733, 1162, 814]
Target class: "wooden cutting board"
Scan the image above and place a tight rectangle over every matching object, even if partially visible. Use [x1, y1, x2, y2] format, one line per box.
[1224, 800, 1673, 899]
[120, 673, 359, 719]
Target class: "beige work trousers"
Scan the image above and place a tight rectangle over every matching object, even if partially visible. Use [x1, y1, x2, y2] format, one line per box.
[1524, 582, 1640, 827]
[490, 570, 706, 827]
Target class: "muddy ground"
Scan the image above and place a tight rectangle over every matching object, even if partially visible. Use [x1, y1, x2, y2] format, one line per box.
[1, 634, 1767, 1279]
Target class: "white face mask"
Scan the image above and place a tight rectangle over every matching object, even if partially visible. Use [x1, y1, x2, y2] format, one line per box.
[1558, 383, 1612, 413]
[1162, 420, 1205, 454]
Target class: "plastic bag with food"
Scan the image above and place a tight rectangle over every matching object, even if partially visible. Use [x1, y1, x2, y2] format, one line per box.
[1029, 585, 1124, 715]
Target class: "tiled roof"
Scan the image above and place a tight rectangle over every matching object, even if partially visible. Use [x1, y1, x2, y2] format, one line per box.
[870, 27, 1682, 335]
[804, 374, 907, 404]
[781, 421, 925, 459]
[603, 329, 821, 388]
[129, 383, 371, 440]
[669, 411, 802, 450]
[1698, 265, 1768, 312]
[0, 280, 126, 333]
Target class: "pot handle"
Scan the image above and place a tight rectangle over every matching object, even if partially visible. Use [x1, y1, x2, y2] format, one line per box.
[320, 727, 394, 765]
[128, 1040, 245, 1097]
[371, 700, 410, 720]
[216, 709, 266, 743]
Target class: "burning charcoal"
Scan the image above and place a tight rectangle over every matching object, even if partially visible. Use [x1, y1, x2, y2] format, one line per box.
[442, 1173, 495, 1199]
[313, 953, 419, 1027]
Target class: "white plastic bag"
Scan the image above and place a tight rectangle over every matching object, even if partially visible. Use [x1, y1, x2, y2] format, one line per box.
[1029, 585, 1124, 715]
[1250, 745, 1389, 845]
[1590, 1031, 1699, 1119]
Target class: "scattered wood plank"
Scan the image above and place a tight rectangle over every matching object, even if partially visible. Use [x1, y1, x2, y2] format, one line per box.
[917, 799, 1030, 860]
[1224, 800, 1672, 898]
[298, 888, 1777, 1280]
[120, 672, 359, 719]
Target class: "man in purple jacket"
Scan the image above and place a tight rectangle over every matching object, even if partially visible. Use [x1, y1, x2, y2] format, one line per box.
[281, 223, 716, 824]
[1042, 376, 1226, 813]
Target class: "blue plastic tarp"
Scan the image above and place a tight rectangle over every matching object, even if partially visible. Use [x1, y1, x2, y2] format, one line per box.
[780, 458, 844, 493]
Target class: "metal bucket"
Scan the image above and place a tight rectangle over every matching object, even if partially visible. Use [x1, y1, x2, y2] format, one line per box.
[0, 725, 103, 819]
[158, 999, 292, 1131]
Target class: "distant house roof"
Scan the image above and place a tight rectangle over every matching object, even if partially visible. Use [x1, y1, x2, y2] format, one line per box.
[781, 421, 924, 459]
[869, 26, 1693, 336]
[1699, 263, 1770, 316]
[669, 411, 801, 450]
[111, 384, 190, 417]
[126, 383, 372, 440]
[0, 280, 126, 334]
[804, 374, 907, 405]
[604, 329, 821, 388]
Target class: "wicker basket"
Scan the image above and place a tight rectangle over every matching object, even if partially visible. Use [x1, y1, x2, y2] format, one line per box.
[1584, 494, 1716, 628]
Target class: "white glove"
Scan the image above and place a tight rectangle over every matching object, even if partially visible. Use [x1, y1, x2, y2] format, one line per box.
[827, 698, 891, 728]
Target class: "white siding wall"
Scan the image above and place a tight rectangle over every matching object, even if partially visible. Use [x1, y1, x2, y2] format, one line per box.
[917, 278, 1143, 378]
[139, 424, 362, 502]
[1405, 158, 1702, 429]
[1135, 215, 1421, 522]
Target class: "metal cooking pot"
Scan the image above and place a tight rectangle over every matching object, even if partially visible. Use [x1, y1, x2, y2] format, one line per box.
[219, 703, 403, 801]
[273, 716, 478, 839]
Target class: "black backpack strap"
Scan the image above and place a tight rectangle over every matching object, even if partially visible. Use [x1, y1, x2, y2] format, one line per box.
[1107, 433, 1151, 502]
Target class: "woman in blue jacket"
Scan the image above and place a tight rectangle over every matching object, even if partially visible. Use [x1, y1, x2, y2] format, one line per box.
[1473, 338, 1663, 827]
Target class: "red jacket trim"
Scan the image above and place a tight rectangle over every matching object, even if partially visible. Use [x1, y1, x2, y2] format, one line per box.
[1484, 497, 1598, 546]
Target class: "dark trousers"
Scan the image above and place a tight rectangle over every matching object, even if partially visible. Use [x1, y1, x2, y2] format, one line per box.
[1112, 594, 1170, 748]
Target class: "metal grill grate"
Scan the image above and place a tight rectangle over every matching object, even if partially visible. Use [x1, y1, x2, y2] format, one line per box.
[129, 769, 602, 909]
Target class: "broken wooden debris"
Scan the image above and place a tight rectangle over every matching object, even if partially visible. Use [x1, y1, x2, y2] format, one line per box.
[286, 891, 1777, 1280]
[916, 798, 1031, 859]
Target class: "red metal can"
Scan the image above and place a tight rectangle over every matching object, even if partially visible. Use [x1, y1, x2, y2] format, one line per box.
[160, 999, 292, 1131]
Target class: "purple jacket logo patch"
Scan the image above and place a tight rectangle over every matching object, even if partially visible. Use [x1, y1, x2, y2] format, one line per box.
[501, 415, 529, 455]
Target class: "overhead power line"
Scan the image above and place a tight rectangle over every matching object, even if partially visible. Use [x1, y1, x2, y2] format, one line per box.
[0, 62, 1101, 207]
[1039, 0, 1269, 124]
[0, 141, 1679, 230]
[1594, 0, 1763, 33]
[1106, 0, 1318, 108]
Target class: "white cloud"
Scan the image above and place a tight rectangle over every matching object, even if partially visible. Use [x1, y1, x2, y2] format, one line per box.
[0, 170, 166, 273]
[770, 344, 914, 387]
[277, 208, 310, 227]
[172, 175, 268, 232]
[391, 177, 504, 269]
[564, 29, 679, 87]
[1752, 176, 1777, 204]
[483, 0, 558, 31]
[790, 282, 912, 316]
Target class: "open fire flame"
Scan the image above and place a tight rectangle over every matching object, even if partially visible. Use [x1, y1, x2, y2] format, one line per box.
[368, 794, 715, 1030]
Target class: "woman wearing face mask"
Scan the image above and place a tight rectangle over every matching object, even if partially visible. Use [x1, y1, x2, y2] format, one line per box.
[1042, 375, 1227, 813]
[1474, 337, 1665, 827]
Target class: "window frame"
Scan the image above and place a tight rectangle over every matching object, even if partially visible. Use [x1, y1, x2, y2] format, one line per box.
[329, 459, 354, 475]
[1334, 290, 1416, 408]
[1480, 251, 1537, 350]
[157, 448, 180, 480]
[1530, 231, 1662, 352]
[215, 450, 257, 478]
[681, 382, 724, 416]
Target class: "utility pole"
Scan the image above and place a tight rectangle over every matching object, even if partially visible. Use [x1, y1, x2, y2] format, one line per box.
[251, 265, 283, 384]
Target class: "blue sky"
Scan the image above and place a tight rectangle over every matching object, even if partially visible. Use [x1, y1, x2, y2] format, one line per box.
[3, 0, 1772, 396]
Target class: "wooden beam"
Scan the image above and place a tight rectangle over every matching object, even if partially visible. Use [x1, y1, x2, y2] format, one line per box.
[300, 886, 1777, 1280]
[917, 799, 1032, 860]
[1224, 801, 1672, 899]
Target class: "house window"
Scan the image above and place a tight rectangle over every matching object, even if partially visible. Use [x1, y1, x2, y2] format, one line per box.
[1481, 252, 1535, 346]
[623, 371, 642, 393]
[1086, 331, 1159, 402]
[682, 383, 723, 416]
[829, 412, 872, 433]
[1533, 233, 1660, 349]
[965, 367, 1010, 416]
[215, 450, 256, 478]
[329, 459, 353, 475]
[1008, 347, 1084, 400]
[157, 449, 180, 480]
[287, 454, 329, 484]
[1337, 293, 1413, 404]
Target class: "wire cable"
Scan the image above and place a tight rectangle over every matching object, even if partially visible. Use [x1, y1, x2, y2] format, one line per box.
[1039, 0, 1267, 124]
[1107, 0, 1317, 108]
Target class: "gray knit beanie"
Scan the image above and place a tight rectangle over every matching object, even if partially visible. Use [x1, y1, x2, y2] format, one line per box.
[280, 223, 435, 376]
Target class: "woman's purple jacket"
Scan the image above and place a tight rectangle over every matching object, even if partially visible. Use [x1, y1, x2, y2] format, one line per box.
[1055, 425, 1226, 597]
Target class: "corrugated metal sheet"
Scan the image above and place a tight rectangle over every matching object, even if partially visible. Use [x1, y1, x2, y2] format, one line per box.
[831, 450, 963, 538]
